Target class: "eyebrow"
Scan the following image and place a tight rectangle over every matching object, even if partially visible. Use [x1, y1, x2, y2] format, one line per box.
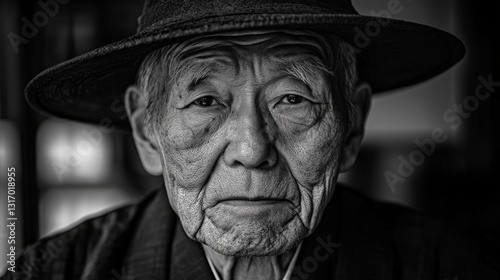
[170, 57, 235, 91]
[274, 55, 334, 95]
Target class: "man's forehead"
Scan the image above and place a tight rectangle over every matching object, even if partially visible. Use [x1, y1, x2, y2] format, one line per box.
[171, 29, 333, 65]
[156, 29, 336, 86]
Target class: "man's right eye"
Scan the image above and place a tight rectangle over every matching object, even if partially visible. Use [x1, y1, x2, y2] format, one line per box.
[192, 96, 219, 107]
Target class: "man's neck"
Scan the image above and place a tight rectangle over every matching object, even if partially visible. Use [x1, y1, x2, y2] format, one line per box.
[202, 245, 299, 280]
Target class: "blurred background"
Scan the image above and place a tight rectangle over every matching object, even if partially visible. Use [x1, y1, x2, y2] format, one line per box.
[0, 0, 499, 274]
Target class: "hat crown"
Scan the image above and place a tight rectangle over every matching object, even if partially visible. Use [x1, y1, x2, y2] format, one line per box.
[138, 0, 357, 32]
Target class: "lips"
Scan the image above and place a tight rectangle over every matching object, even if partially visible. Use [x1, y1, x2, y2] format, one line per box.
[219, 198, 290, 206]
[206, 197, 296, 225]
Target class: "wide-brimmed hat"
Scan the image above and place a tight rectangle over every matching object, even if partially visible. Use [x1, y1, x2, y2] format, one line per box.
[25, 0, 465, 129]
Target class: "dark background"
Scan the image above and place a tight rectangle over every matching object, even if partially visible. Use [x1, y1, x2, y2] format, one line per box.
[1, 0, 499, 274]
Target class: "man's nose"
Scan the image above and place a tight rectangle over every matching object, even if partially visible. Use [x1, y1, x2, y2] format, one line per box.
[224, 102, 277, 169]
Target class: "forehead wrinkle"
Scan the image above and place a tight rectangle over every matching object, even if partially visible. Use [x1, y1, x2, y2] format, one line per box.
[247, 53, 266, 85]
[172, 29, 333, 64]
[259, 41, 330, 61]
[179, 46, 239, 65]
[195, 29, 333, 56]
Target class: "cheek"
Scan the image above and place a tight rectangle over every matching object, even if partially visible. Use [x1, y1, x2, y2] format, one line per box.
[277, 108, 345, 186]
[274, 105, 321, 135]
[153, 106, 226, 189]
[163, 109, 223, 150]
[153, 106, 229, 237]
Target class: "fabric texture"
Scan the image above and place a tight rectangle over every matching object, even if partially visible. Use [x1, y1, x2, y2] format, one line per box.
[24, 0, 466, 129]
[2, 184, 498, 280]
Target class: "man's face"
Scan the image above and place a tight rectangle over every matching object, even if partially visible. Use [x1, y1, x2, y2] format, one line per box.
[135, 30, 353, 257]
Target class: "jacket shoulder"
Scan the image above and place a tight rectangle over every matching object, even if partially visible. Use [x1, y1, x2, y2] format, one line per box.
[1, 189, 158, 280]
[336, 184, 500, 279]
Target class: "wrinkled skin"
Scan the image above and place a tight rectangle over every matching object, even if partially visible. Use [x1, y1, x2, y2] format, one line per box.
[125, 30, 371, 261]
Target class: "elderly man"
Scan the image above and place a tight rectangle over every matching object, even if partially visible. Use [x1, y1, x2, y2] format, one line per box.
[3, 0, 499, 279]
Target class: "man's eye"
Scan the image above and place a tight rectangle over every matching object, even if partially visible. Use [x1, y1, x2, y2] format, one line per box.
[192, 96, 219, 107]
[280, 94, 305, 105]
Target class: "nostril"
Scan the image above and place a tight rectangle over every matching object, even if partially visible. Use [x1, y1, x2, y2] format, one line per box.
[255, 155, 277, 170]
[224, 140, 278, 169]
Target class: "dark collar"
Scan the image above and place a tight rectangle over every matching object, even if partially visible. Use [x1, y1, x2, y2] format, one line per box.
[123, 187, 214, 279]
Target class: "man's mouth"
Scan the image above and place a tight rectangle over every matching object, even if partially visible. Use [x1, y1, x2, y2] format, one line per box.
[220, 198, 288, 206]
[205, 197, 297, 227]
[211, 198, 295, 219]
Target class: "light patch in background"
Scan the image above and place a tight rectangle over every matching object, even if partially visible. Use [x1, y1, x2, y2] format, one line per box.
[39, 187, 132, 238]
[37, 119, 113, 185]
[73, 8, 97, 54]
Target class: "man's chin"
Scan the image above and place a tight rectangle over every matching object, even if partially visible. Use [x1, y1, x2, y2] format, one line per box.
[197, 219, 307, 257]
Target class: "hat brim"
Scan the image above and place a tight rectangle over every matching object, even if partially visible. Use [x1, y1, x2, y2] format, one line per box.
[25, 13, 465, 129]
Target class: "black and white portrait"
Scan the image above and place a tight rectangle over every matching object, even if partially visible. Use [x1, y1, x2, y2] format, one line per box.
[0, 0, 499, 279]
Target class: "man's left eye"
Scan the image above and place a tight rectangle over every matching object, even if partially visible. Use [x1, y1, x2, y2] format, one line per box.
[192, 96, 219, 107]
[279, 94, 305, 105]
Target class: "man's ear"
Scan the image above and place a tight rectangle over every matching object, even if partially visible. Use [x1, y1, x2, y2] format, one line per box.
[124, 85, 163, 176]
[340, 82, 372, 172]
